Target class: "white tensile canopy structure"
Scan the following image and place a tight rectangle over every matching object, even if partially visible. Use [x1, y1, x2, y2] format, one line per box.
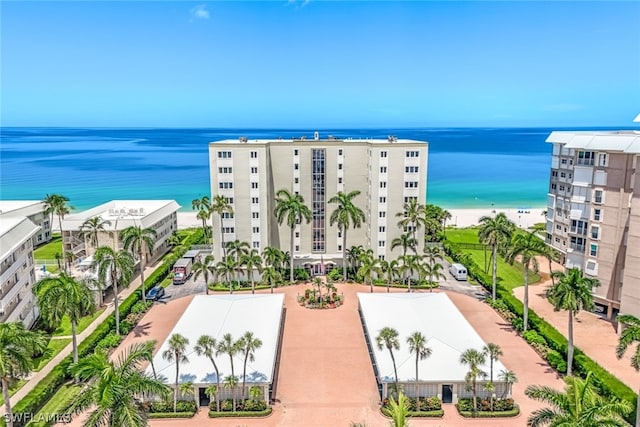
[358, 292, 508, 402]
[149, 294, 285, 406]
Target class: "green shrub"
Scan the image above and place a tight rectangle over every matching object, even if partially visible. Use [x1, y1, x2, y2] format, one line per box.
[208, 408, 272, 418]
[546, 350, 567, 373]
[149, 400, 197, 413]
[148, 412, 195, 419]
[523, 330, 547, 346]
[294, 268, 310, 281]
[130, 300, 153, 314]
[95, 332, 122, 352]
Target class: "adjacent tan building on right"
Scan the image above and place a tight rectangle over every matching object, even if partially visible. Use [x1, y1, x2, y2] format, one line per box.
[545, 129, 640, 320]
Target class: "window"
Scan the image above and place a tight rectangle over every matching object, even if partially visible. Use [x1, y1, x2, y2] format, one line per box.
[252, 227, 260, 233]
[294, 177, 299, 184]
[252, 212, 259, 219]
[380, 166, 387, 173]
[224, 197, 234, 204]
[295, 232, 300, 238]
[294, 149, 299, 156]
[404, 181, 419, 188]
[551, 183, 557, 190]
[593, 208, 601, 221]
[379, 226, 386, 232]
[380, 151, 388, 158]
[577, 151, 595, 166]
[295, 245, 300, 252]
[379, 211, 386, 218]
[338, 177, 343, 184]
[217, 151, 232, 158]
[405, 166, 419, 173]
[251, 197, 259, 204]
[380, 182, 387, 188]
[218, 167, 232, 173]
[598, 153, 608, 167]
[312, 148, 326, 252]
[378, 255, 385, 260]
[556, 224, 561, 231]
[591, 225, 600, 239]
[294, 163, 299, 170]
[253, 241, 260, 249]
[590, 243, 598, 257]
[222, 227, 235, 233]
[251, 182, 258, 189]
[221, 212, 234, 219]
[561, 159, 567, 165]
[560, 172, 566, 178]
[555, 237, 560, 243]
[338, 163, 343, 170]
[378, 241, 385, 247]
[379, 196, 386, 203]
[338, 149, 343, 156]
[337, 245, 342, 251]
[405, 150, 419, 157]
[251, 167, 258, 174]
[219, 182, 233, 189]
[250, 151, 258, 159]
[559, 185, 565, 191]
[594, 190, 603, 204]
[552, 170, 558, 178]
[404, 196, 417, 203]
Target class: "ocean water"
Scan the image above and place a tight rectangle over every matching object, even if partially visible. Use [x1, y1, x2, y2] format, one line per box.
[1, 127, 566, 211]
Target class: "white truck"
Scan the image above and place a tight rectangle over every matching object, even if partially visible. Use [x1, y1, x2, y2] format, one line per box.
[172, 257, 193, 285]
[449, 263, 468, 281]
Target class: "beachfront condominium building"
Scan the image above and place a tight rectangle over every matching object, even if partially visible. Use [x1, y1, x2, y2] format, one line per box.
[0, 200, 52, 247]
[208, 134, 428, 272]
[545, 130, 640, 320]
[0, 216, 40, 328]
[61, 200, 180, 267]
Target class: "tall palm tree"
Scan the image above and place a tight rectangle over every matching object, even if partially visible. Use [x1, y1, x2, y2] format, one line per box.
[178, 382, 196, 407]
[194, 335, 222, 412]
[391, 233, 417, 258]
[460, 348, 487, 416]
[43, 193, 73, 271]
[162, 333, 190, 413]
[478, 212, 516, 300]
[193, 254, 216, 295]
[121, 225, 157, 302]
[262, 246, 284, 272]
[35, 272, 95, 364]
[483, 343, 503, 384]
[346, 245, 365, 275]
[211, 195, 234, 256]
[0, 322, 47, 427]
[217, 333, 240, 380]
[406, 331, 432, 382]
[499, 369, 517, 398]
[540, 244, 561, 287]
[241, 249, 263, 294]
[223, 374, 239, 411]
[79, 216, 112, 254]
[216, 256, 238, 294]
[261, 266, 282, 294]
[422, 245, 441, 267]
[70, 342, 170, 427]
[616, 313, 640, 427]
[506, 231, 546, 331]
[422, 262, 446, 292]
[525, 372, 632, 427]
[205, 385, 218, 411]
[139, 339, 158, 380]
[226, 239, 250, 280]
[274, 189, 312, 283]
[328, 190, 366, 282]
[94, 246, 135, 335]
[380, 259, 399, 293]
[546, 268, 599, 376]
[400, 254, 422, 292]
[192, 196, 212, 242]
[358, 251, 382, 293]
[376, 327, 401, 395]
[396, 198, 425, 243]
[238, 331, 263, 400]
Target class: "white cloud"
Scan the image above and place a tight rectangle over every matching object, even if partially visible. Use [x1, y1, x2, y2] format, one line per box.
[190, 5, 210, 20]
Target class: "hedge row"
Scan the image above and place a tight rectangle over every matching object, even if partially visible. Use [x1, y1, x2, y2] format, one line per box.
[148, 412, 196, 419]
[443, 239, 637, 423]
[10, 229, 206, 427]
[456, 408, 520, 418]
[208, 408, 273, 418]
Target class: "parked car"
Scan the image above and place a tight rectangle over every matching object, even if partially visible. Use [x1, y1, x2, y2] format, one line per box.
[146, 285, 165, 301]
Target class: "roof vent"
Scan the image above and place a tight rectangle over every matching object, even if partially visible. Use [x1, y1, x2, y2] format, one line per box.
[388, 135, 398, 142]
[239, 136, 248, 143]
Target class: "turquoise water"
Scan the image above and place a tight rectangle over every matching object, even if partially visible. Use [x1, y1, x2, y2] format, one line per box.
[0, 127, 588, 211]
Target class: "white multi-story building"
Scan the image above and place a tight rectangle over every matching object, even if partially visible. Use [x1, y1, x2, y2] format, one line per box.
[208, 134, 428, 273]
[61, 200, 180, 264]
[0, 200, 52, 247]
[0, 216, 40, 328]
[545, 129, 640, 319]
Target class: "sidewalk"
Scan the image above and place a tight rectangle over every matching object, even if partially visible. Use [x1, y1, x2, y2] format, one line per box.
[0, 263, 160, 415]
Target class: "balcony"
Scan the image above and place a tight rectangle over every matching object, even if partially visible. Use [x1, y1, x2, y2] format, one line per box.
[569, 243, 586, 253]
[576, 158, 594, 166]
[570, 226, 587, 236]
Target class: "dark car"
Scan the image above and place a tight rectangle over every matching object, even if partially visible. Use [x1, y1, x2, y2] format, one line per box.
[146, 285, 165, 301]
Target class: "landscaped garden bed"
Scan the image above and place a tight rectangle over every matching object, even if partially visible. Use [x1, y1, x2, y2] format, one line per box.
[381, 395, 444, 418]
[455, 397, 519, 418]
[297, 279, 343, 309]
[146, 400, 197, 418]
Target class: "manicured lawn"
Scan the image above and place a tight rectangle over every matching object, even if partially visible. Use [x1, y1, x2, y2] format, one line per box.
[33, 337, 72, 372]
[32, 383, 83, 424]
[33, 233, 62, 259]
[445, 228, 482, 244]
[52, 309, 105, 337]
[0, 380, 26, 406]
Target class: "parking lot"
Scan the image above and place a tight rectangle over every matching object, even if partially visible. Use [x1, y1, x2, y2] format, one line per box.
[151, 273, 208, 305]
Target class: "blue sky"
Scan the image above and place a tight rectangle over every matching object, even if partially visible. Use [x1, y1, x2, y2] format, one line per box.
[2, 1, 639, 127]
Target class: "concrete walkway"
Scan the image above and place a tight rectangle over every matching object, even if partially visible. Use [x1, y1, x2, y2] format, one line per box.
[0, 264, 159, 415]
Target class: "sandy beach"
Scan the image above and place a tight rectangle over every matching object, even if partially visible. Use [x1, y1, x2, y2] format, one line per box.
[177, 207, 546, 230]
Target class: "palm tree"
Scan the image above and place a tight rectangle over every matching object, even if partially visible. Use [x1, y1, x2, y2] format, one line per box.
[241, 249, 263, 294]
[80, 216, 112, 254]
[167, 231, 182, 248]
[540, 244, 561, 287]
[422, 245, 441, 267]
[238, 331, 263, 400]
[162, 333, 190, 413]
[478, 212, 516, 300]
[94, 246, 135, 335]
[396, 198, 426, 243]
[193, 254, 216, 295]
[483, 343, 503, 384]
[194, 335, 222, 412]
[616, 314, 640, 427]
[139, 339, 158, 380]
[422, 262, 446, 292]
[35, 272, 95, 364]
[223, 375, 239, 411]
[382, 391, 411, 427]
[262, 246, 284, 271]
[54, 251, 63, 271]
[43, 194, 73, 271]
[205, 385, 218, 411]
[211, 195, 234, 256]
[506, 231, 546, 331]
[346, 245, 364, 276]
[70, 342, 170, 427]
[192, 196, 211, 242]
[391, 233, 417, 258]
[525, 372, 632, 427]
[261, 266, 282, 294]
[216, 256, 237, 294]
[546, 268, 599, 376]
[499, 369, 517, 398]
[380, 259, 398, 293]
[358, 251, 382, 293]
[328, 190, 366, 282]
[376, 327, 401, 395]
[460, 348, 487, 416]
[121, 225, 157, 302]
[179, 382, 196, 407]
[226, 240, 250, 280]
[217, 333, 239, 380]
[400, 254, 422, 292]
[0, 322, 47, 427]
[406, 332, 431, 382]
[274, 189, 312, 283]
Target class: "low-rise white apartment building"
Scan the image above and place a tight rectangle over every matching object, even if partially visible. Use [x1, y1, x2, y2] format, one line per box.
[0, 216, 40, 328]
[545, 129, 640, 320]
[208, 134, 428, 273]
[61, 200, 180, 266]
[0, 200, 52, 247]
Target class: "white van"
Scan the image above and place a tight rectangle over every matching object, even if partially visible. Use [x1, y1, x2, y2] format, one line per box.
[449, 263, 467, 281]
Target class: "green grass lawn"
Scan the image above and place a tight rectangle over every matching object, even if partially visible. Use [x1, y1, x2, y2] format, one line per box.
[33, 234, 62, 259]
[52, 309, 105, 337]
[32, 337, 72, 372]
[445, 228, 482, 244]
[0, 380, 26, 406]
[30, 383, 83, 425]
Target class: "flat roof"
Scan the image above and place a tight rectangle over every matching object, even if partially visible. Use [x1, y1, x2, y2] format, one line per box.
[358, 293, 506, 383]
[61, 200, 180, 231]
[546, 131, 640, 153]
[210, 137, 427, 146]
[149, 294, 284, 385]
